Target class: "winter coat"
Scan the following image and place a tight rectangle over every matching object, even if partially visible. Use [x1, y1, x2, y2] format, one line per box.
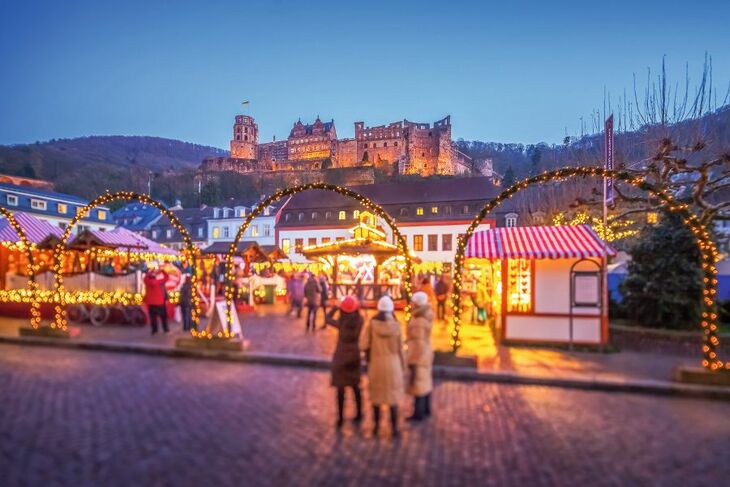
[435, 279, 449, 299]
[360, 314, 404, 405]
[326, 308, 364, 388]
[143, 271, 168, 306]
[288, 278, 304, 303]
[179, 279, 192, 309]
[406, 303, 434, 396]
[304, 278, 321, 306]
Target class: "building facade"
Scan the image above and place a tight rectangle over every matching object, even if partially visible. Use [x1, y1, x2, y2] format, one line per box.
[276, 177, 519, 264]
[148, 206, 214, 250]
[199, 113, 472, 178]
[205, 199, 279, 247]
[0, 182, 114, 232]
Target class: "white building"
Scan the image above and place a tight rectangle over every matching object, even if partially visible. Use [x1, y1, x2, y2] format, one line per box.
[206, 200, 278, 247]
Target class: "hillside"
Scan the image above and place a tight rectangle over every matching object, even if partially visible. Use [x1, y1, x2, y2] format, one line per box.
[0, 136, 225, 199]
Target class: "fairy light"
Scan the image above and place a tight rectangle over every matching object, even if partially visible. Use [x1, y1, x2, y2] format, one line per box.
[217, 183, 415, 339]
[449, 167, 724, 371]
[49, 191, 201, 332]
[0, 209, 41, 328]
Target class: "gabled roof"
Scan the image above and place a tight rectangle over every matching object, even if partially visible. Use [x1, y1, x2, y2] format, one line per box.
[0, 211, 63, 244]
[289, 119, 335, 138]
[112, 202, 163, 231]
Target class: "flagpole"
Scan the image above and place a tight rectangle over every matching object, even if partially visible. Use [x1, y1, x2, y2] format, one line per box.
[602, 115, 614, 350]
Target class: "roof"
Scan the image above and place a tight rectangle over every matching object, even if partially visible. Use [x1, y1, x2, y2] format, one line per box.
[72, 227, 178, 256]
[0, 182, 110, 224]
[0, 211, 63, 244]
[112, 202, 163, 231]
[465, 224, 616, 260]
[289, 119, 335, 138]
[284, 177, 503, 210]
[0, 182, 89, 204]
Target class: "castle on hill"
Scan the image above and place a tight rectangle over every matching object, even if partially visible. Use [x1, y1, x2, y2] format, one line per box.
[199, 113, 474, 177]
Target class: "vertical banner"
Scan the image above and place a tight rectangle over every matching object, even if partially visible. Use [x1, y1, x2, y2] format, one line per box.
[604, 115, 614, 206]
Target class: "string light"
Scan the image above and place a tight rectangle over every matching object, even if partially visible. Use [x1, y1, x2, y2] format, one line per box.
[49, 191, 201, 332]
[449, 167, 724, 371]
[0, 209, 41, 328]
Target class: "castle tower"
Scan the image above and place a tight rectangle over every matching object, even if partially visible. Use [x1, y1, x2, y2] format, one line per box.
[230, 115, 258, 160]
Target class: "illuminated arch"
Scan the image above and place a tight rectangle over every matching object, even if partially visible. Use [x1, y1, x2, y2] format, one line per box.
[451, 167, 722, 370]
[50, 192, 201, 330]
[0, 208, 41, 327]
[209, 183, 415, 337]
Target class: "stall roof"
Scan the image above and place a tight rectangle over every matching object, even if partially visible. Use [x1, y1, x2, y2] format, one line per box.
[72, 227, 179, 256]
[466, 224, 616, 260]
[0, 211, 63, 244]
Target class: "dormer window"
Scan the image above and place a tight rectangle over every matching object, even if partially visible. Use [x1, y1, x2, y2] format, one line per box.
[312, 212, 319, 220]
[400, 208, 409, 217]
[31, 199, 47, 211]
[416, 207, 424, 216]
[285, 213, 291, 222]
[298, 212, 304, 221]
[338, 211, 346, 220]
[6, 194, 18, 206]
[505, 213, 518, 228]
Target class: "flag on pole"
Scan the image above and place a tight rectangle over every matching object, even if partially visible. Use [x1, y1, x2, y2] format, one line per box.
[604, 114, 614, 206]
[241, 100, 250, 106]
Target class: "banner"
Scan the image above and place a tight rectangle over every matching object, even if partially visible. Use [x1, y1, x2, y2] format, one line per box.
[604, 115, 614, 206]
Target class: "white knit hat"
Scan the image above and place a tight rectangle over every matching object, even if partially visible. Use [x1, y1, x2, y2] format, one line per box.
[410, 291, 428, 307]
[377, 295, 394, 313]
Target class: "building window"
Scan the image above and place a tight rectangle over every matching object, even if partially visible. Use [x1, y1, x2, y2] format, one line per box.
[57, 203, 68, 214]
[416, 207, 424, 216]
[394, 141, 398, 146]
[212, 226, 220, 239]
[197, 227, 203, 237]
[311, 212, 319, 220]
[166, 229, 172, 238]
[251, 225, 259, 237]
[399, 208, 409, 217]
[428, 234, 438, 251]
[322, 237, 331, 244]
[298, 213, 304, 221]
[413, 235, 424, 251]
[264, 224, 271, 236]
[505, 213, 518, 228]
[431, 206, 438, 214]
[325, 211, 332, 219]
[295, 238, 303, 253]
[442, 234, 452, 251]
[152, 230, 158, 239]
[444, 205, 452, 215]
[462, 205, 470, 214]
[281, 239, 291, 254]
[223, 227, 230, 238]
[6, 194, 18, 206]
[336, 237, 345, 242]
[353, 210, 360, 220]
[97, 210, 106, 220]
[338, 211, 346, 220]
[507, 259, 532, 313]
[31, 199, 47, 211]
[646, 212, 659, 225]
[308, 238, 317, 246]
[285, 213, 291, 222]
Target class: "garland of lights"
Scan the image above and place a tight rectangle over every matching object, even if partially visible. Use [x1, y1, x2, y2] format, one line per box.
[450, 167, 724, 371]
[210, 183, 415, 340]
[50, 191, 201, 331]
[0, 208, 41, 327]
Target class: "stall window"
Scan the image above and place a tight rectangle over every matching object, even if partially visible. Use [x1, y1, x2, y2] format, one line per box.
[413, 235, 424, 251]
[428, 234, 438, 251]
[507, 259, 532, 313]
[442, 234, 452, 251]
[295, 238, 303, 253]
[281, 239, 291, 254]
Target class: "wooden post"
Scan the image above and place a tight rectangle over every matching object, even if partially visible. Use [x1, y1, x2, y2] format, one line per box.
[332, 255, 339, 299]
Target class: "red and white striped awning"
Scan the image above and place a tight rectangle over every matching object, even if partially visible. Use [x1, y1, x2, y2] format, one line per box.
[0, 211, 63, 244]
[466, 224, 616, 260]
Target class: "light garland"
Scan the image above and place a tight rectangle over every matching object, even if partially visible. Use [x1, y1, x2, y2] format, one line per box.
[214, 183, 415, 340]
[49, 191, 201, 331]
[552, 211, 639, 242]
[449, 167, 724, 371]
[0, 209, 41, 327]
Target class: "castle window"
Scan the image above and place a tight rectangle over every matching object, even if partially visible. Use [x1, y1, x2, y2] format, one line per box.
[400, 208, 408, 217]
[338, 211, 346, 220]
[384, 142, 388, 147]
[244, 135, 248, 141]
[421, 153, 425, 157]
[364, 143, 368, 148]
[428, 131, 432, 136]
[394, 142, 398, 147]
[416, 207, 424, 216]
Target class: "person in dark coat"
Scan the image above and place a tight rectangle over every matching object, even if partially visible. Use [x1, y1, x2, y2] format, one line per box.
[179, 274, 193, 332]
[434, 274, 449, 321]
[304, 273, 321, 333]
[325, 295, 364, 429]
[318, 274, 329, 327]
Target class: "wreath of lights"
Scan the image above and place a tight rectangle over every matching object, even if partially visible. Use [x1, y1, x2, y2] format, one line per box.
[0, 208, 41, 327]
[50, 191, 201, 331]
[450, 167, 724, 371]
[209, 183, 415, 339]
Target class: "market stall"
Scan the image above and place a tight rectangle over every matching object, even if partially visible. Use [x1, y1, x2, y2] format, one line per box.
[464, 224, 615, 346]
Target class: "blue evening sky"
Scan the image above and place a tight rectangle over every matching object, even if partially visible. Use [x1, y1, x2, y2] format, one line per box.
[1, 0, 728, 148]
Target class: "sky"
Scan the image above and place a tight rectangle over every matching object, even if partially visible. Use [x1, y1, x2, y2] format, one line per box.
[1, 0, 729, 148]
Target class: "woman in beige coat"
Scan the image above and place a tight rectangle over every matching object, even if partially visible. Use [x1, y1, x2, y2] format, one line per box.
[405, 291, 434, 421]
[359, 295, 404, 437]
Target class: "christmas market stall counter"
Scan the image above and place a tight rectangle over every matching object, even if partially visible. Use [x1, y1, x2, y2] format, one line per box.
[463, 224, 615, 346]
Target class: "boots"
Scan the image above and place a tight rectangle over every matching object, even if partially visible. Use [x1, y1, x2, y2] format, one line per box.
[353, 386, 363, 423]
[424, 393, 431, 417]
[336, 388, 345, 429]
[372, 405, 380, 435]
[390, 406, 399, 437]
[407, 396, 424, 421]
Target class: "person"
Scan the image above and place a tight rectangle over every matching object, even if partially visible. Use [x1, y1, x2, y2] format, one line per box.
[325, 295, 364, 429]
[144, 267, 169, 335]
[319, 274, 329, 326]
[304, 273, 321, 332]
[287, 273, 304, 318]
[354, 277, 364, 306]
[359, 295, 404, 438]
[179, 273, 193, 332]
[405, 292, 434, 421]
[420, 276, 436, 304]
[434, 274, 449, 321]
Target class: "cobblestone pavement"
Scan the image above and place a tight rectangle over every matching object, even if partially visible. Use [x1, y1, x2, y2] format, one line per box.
[0, 304, 699, 382]
[0, 344, 727, 486]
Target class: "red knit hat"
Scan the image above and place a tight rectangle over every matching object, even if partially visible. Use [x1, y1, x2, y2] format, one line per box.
[339, 295, 360, 313]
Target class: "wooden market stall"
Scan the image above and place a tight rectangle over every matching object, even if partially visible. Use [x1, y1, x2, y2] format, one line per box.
[464, 224, 615, 346]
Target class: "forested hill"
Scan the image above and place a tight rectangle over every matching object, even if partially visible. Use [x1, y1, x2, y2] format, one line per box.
[0, 136, 225, 199]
